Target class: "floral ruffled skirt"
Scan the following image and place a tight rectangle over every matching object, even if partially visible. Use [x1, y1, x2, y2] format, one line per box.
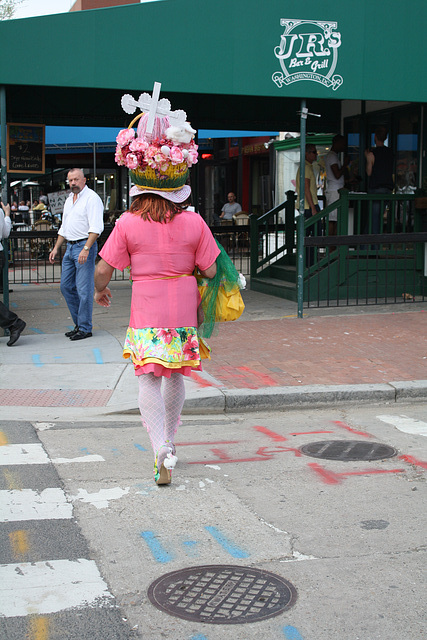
[123, 326, 211, 377]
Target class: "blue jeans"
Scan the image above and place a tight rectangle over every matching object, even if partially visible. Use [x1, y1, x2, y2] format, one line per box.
[60, 240, 97, 333]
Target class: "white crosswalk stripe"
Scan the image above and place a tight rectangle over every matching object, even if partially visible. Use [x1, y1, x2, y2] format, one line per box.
[377, 414, 427, 436]
[0, 430, 116, 626]
[0, 559, 113, 617]
[0, 488, 73, 522]
[0, 443, 50, 466]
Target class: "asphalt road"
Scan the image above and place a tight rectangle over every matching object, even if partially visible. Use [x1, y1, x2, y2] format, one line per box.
[1, 402, 426, 639]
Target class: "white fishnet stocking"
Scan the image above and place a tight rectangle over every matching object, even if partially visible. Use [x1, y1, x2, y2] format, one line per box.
[138, 373, 166, 457]
[163, 374, 185, 442]
[138, 373, 185, 458]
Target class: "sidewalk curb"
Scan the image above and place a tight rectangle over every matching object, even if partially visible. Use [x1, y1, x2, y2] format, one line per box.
[112, 380, 427, 415]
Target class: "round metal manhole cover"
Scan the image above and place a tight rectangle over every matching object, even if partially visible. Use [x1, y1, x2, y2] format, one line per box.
[299, 440, 397, 461]
[147, 564, 297, 624]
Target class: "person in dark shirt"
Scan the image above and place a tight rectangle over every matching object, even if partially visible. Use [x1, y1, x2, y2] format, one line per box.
[365, 125, 394, 236]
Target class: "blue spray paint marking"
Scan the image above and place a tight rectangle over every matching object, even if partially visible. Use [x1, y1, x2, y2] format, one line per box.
[49, 300, 59, 307]
[111, 448, 121, 457]
[80, 448, 91, 455]
[32, 355, 43, 367]
[92, 348, 103, 364]
[134, 443, 147, 452]
[190, 635, 209, 640]
[283, 626, 304, 640]
[182, 540, 199, 557]
[10, 302, 17, 308]
[140, 531, 174, 563]
[205, 526, 250, 558]
[29, 327, 45, 334]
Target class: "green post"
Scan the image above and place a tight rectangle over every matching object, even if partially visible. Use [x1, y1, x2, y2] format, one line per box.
[0, 86, 9, 309]
[297, 99, 307, 318]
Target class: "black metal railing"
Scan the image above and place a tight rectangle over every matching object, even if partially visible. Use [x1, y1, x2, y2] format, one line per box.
[304, 232, 427, 307]
[249, 191, 296, 278]
[5, 228, 129, 285]
[209, 224, 251, 275]
[5, 222, 252, 286]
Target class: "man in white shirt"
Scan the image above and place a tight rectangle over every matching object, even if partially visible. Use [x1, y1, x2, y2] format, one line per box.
[325, 134, 348, 236]
[49, 169, 104, 340]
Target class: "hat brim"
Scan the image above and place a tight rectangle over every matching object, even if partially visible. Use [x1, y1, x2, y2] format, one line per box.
[129, 184, 191, 203]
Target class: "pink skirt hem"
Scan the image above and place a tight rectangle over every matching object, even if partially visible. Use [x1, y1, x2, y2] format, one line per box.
[134, 362, 203, 378]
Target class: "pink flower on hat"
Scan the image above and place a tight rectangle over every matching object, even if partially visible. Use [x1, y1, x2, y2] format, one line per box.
[126, 153, 139, 170]
[130, 137, 149, 153]
[116, 129, 135, 147]
[115, 147, 126, 166]
[169, 146, 184, 165]
[187, 148, 198, 166]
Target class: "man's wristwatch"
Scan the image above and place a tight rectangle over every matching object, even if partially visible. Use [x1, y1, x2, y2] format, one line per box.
[83, 245, 90, 251]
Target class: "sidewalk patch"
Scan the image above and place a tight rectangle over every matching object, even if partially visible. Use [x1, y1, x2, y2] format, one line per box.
[0, 389, 113, 407]
[148, 565, 297, 624]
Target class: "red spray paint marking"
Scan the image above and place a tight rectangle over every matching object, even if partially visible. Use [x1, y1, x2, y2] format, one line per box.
[254, 426, 288, 441]
[308, 462, 405, 485]
[290, 431, 335, 436]
[190, 372, 215, 388]
[399, 455, 427, 470]
[175, 441, 240, 447]
[257, 445, 302, 458]
[236, 366, 279, 387]
[188, 445, 302, 465]
[188, 446, 272, 465]
[333, 420, 373, 438]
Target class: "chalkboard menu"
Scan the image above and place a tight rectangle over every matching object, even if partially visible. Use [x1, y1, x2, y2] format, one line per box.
[7, 123, 45, 174]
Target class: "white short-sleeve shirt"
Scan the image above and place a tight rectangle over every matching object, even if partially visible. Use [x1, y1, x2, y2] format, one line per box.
[58, 185, 104, 240]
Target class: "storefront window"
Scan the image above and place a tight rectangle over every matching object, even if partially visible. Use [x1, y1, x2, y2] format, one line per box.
[274, 139, 331, 212]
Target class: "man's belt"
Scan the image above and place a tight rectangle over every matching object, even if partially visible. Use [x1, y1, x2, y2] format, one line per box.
[67, 238, 88, 245]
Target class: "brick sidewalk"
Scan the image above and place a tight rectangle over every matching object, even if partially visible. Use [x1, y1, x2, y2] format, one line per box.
[203, 311, 427, 390]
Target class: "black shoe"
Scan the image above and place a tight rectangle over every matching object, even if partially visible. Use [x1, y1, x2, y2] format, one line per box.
[7, 319, 26, 346]
[70, 330, 92, 341]
[65, 326, 79, 338]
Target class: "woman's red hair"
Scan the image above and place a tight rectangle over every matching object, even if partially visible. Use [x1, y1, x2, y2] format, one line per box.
[129, 194, 185, 223]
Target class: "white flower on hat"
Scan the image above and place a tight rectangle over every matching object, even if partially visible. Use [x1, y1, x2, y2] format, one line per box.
[166, 123, 196, 145]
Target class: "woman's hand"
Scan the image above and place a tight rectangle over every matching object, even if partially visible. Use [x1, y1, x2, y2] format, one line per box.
[94, 287, 112, 307]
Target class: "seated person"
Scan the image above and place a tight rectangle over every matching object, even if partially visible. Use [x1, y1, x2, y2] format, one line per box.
[220, 192, 242, 221]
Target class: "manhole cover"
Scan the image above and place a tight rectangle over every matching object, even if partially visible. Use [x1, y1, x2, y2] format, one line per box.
[299, 440, 397, 461]
[147, 564, 297, 624]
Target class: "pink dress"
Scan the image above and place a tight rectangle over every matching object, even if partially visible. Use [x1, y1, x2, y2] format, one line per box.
[99, 209, 220, 377]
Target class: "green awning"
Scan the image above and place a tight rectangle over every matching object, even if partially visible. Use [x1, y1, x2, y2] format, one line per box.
[0, 0, 425, 129]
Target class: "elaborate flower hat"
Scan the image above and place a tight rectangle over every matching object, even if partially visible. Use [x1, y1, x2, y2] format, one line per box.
[115, 82, 198, 203]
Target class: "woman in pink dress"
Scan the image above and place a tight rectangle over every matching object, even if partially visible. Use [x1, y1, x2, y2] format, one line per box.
[94, 94, 219, 485]
[95, 193, 218, 485]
